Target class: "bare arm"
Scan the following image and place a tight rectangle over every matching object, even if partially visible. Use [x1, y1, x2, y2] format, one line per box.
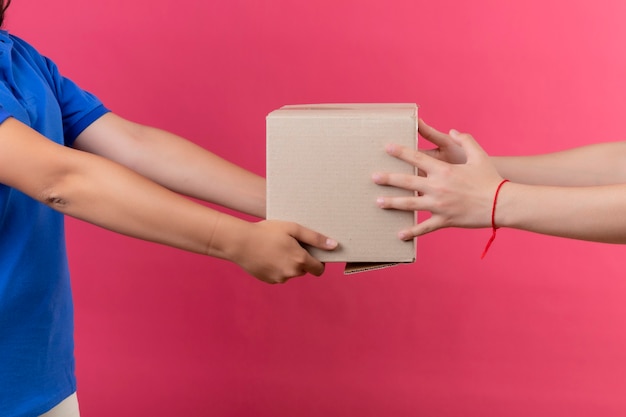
[419, 119, 626, 186]
[374, 129, 626, 244]
[496, 182, 626, 243]
[0, 117, 337, 283]
[73, 113, 267, 218]
[493, 142, 626, 186]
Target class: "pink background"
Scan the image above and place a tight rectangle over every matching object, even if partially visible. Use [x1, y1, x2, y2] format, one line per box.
[8, 1, 626, 416]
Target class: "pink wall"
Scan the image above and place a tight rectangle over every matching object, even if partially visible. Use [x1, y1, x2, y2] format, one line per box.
[8, 1, 626, 416]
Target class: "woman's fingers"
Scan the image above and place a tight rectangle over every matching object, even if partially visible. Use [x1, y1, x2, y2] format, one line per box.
[418, 119, 451, 148]
[449, 129, 489, 163]
[372, 171, 427, 193]
[384, 143, 443, 175]
[397, 217, 445, 240]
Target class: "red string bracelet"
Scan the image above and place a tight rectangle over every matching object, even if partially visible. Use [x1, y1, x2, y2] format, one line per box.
[481, 179, 509, 259]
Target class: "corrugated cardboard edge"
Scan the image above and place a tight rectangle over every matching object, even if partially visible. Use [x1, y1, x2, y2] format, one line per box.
[344, 261, 413, 275]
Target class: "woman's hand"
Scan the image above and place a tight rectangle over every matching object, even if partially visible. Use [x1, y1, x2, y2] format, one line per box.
[373, 129, 504, 240]
[419, 119, 467, 164]
[225, 220, 338, 284]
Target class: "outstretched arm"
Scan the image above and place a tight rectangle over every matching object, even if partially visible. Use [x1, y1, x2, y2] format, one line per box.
[419, 119, 626, 186]
[73, 113, 267, 218]
[0, 117, 337, 283]
[492, 143, 626, 186]
[373, 129, 626, 244]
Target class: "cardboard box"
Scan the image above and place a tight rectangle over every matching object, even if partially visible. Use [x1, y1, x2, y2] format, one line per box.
[266, 104, 417, 273]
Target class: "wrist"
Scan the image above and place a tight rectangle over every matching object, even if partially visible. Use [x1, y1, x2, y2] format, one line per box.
[493, 180, 517, 229]
[481, 179, 509, 259]
[204, 213, 252, 262]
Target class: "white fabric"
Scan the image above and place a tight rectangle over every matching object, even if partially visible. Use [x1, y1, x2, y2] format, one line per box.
[40, 392, 80, 417]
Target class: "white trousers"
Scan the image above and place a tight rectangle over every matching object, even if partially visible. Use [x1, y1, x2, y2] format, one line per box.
[40, 392, 80, 417]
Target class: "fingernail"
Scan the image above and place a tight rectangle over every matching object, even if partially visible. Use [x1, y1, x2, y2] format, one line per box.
[449, 129, 460, 136]
[376, 197, 385, 207]
[385, 144, 396, 154]
[372, 173, 382, 183]
[398, 231, 408, 240]
[326, 238, 338, 248]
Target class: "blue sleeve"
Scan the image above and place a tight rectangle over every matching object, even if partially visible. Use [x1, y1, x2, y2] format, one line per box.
[0, 106, 10, 125]
[7, 34, 111, 145]
[42, 56, 110, 145]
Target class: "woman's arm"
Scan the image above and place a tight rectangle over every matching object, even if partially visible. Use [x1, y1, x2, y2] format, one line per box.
[73, 113, 267, 218]
[0, 117, 337, 283]
[373, 128, 626, 244]
[493, 142, 626, 186]
[419, 119, 626, 186]
[496, 181, 626, 243]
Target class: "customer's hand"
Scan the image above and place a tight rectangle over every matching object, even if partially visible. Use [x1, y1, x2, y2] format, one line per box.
[418, 119, 467, 165]
[373, 129, 504, 239]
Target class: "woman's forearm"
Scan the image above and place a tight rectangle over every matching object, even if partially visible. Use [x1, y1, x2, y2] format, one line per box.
[4, 120, 245, 256]
[375, 129, 626, 245]
[0, 117, 335, 283]
[492, 141, 626, 186]
[497, 182, 626, 243]
[74, 113, 267, 218]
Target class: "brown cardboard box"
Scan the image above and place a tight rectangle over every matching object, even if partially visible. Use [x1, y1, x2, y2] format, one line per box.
[266, 104, 417, 273]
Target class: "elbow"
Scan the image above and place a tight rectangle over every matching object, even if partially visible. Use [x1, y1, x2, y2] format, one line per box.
[39, 186, 70, 211]
[37, 172, 75, 211]
[44, 194, 69, 210]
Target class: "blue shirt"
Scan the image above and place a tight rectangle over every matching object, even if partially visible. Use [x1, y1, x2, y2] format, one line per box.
[0, 30, 110, 416]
